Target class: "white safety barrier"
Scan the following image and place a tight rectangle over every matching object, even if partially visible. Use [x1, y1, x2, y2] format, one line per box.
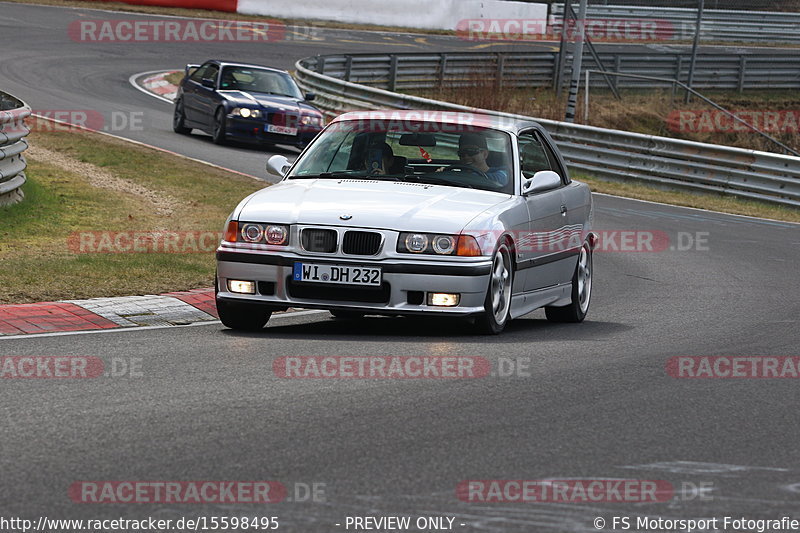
[0, 91, 30, 206]
[237, 0, 547, 31]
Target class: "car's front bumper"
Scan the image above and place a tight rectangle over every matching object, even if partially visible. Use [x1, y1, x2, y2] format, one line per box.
[216, 250, 493, 316]
[226, 117, 321, 147]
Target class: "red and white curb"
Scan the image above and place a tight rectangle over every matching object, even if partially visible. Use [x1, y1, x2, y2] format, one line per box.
[138, 71, 180, 103]
[0, 288, 217, 336]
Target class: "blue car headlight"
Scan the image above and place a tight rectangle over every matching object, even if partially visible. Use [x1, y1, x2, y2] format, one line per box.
[232, 107, 262, 118]
[300, 115, 323, 127]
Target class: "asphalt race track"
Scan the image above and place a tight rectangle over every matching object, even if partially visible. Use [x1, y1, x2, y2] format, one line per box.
[1, 3, 799, 532]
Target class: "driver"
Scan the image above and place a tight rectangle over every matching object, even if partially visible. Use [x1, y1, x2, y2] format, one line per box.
[363, 142, 395, 175]
[457, 132, 508, 187]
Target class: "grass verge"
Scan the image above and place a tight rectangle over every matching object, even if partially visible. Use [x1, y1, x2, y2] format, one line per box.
[0, 119, 264, 304]
[578, 175, 800, 223]
[416, 85, 800, 154]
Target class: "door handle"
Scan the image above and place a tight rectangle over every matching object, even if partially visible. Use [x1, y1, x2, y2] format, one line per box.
[560, 204, 567, 216]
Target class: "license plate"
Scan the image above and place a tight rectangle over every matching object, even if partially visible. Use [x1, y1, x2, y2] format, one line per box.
[293, 262, 381, 286]
[267, 124, 298, 136]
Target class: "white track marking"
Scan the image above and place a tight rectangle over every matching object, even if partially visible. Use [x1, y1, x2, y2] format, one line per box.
[0, 309, 329, 341]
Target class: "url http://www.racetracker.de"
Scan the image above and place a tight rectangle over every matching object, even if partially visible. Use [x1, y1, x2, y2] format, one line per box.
[0, 516, 280, 532]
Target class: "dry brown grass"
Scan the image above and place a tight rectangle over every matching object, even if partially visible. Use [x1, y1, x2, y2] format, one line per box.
[419, 83, 800, 154]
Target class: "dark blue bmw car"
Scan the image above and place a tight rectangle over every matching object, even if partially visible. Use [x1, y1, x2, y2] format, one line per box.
[173, 60, 325, 148]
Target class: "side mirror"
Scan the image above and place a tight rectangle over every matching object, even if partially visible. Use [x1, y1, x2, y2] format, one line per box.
[201, 78, 215, 89]
[304, 92, 316, 102]
[522, 170, 562, 194]
[266, 154, 291, 178]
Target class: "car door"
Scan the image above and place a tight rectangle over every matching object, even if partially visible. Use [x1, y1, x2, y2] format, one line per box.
[182, 63, 209, 124]
[538, 129, 585, 285]
[192, 63, 220, 129]
[517, 129, 572, 292]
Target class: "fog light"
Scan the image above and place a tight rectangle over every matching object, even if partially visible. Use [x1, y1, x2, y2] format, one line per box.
[428, 293, 460, 306]
[228, 280, 255, 294]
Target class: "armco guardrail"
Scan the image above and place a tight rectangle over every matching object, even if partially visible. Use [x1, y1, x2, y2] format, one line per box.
[0, 91, 30, 206]
[551, 4, 800, 44]
[295, 54, 800, 208]
[310, 51, 800, 92]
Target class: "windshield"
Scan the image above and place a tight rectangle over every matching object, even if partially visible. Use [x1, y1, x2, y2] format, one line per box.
[219, 66, 303, 99]
[289, 120, 515, 194]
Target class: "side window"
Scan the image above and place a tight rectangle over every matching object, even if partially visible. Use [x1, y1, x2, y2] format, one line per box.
[537, 131, 567, 183]
[204, 64, 220, 86]
[518, 131, 551, 179]
[189, 64, 209, 83]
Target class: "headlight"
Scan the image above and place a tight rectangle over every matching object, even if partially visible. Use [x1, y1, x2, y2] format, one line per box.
[300, 115, 322, 126]
[265, 225, 288, 245]
[232, 107, 261, 118]
[404, 233, 428, 253]
[226, 222, 289, 245]
[432, 235, 456, 255]
[241, 223, 264, 243]
[397, 233, 481, 256]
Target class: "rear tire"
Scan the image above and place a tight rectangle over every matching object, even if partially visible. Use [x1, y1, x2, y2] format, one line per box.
[545, 242, 593, 323]
[173, 99, 190, 134]
[475, 241, 513, 335]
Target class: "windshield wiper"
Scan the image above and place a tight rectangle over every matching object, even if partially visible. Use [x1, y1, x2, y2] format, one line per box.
[400, 175, 473, 188]
[290, 172, 398, 180]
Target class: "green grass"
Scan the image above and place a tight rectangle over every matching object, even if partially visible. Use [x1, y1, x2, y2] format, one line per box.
[0, 123, 264, 304]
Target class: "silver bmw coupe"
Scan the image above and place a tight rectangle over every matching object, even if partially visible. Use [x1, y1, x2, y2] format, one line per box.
[215, 110, 596, 334]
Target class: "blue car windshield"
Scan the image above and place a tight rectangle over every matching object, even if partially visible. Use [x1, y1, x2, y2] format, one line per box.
[219, 67, 302, 99]
[289, 120, 514, 194]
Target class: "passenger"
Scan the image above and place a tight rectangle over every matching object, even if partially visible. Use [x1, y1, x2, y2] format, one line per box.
[457, 132, 509, 186]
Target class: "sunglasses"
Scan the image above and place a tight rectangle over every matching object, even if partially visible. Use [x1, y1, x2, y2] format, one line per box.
[458, 147, 483, 157]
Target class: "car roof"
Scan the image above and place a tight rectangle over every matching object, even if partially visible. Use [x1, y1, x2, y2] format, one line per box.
[207, 60, 288, 75]
[331, 110, 542, 134]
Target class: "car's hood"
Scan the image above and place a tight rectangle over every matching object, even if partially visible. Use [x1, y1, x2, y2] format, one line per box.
[238, 179, 510, 233]
[220, 91, 317, 114]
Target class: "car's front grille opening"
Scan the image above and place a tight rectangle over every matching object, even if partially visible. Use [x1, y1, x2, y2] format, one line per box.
[269, 112, 299, 128]
[407, 291, 424, 305]
[301, 228, 337, 253]
[342, 231, 382, 255]
[287, 278, 391, 303]
[257, 281, 276, 296]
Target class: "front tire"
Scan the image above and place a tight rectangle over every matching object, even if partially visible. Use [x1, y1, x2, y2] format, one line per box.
[173, 99, 190, 134]
[545, 242, 593, 323]
[475, 241, 513, 335]
[212, 108, 227, 145]
[217, 299, 271, 331]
